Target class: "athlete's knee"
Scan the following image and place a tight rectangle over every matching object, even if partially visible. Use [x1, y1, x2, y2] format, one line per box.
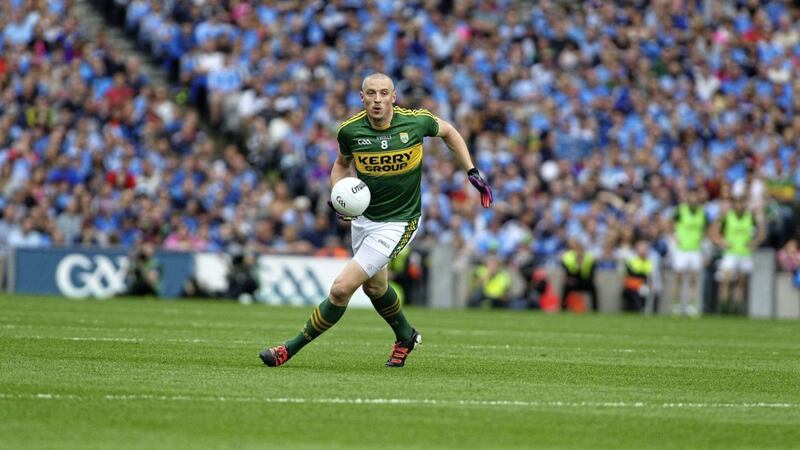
[362, 282, 387, 299]
[329, 278, 357, 306]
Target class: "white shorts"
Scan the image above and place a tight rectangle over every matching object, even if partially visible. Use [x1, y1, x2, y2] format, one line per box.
[671, 249, 703, 273]
[351, 215, 420, 278]
[716, 254, 754, 278]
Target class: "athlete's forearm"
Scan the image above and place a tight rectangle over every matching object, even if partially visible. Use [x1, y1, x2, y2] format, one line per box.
[437, 119, 475, 172]
[443, 133, 475, 173]
[330, 153, 353, 188]
[330, 163, 350, 187]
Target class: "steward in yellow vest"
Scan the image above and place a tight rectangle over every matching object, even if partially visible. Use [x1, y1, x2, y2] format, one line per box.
[560, 242, 598, 312]
[623, 241, 654, 312]
[469, 255, 512, 308]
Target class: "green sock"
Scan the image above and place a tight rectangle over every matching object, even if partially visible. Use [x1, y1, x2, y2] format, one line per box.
[285, 298, 346, 355]
[371, 286, 413, 342]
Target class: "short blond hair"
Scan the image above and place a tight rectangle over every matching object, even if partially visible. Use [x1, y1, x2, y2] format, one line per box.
[361, 73, 395, 92]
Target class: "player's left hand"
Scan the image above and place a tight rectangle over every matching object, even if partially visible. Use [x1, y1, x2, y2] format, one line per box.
[327, 200, 356, 221]
[468, 168, 493, 208]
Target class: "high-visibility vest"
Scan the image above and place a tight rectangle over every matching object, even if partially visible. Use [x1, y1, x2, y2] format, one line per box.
[562, 250, 594, 280]
[723, 211, 754, 256]
[624, 256, 652, 290]
[475, 266, 512, 298]
[675, 204, 705, 251]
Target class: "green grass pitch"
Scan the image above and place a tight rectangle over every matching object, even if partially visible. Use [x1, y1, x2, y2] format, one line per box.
[1, 294, 799, 449]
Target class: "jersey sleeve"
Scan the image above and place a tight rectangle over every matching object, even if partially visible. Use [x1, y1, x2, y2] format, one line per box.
[416, 109, 439, 137]
[336, 125, 352, 156]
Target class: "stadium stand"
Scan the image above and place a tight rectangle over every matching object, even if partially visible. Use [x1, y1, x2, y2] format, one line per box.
[2, 0, 800, 311]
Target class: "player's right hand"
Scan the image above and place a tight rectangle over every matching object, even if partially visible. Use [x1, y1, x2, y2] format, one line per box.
[468, 168, 493, 208]
[327, 200, 356, 221]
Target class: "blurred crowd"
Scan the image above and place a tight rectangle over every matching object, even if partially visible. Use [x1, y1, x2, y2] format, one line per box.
[2, 0, 800, 305]
[0, 0, 353, 261]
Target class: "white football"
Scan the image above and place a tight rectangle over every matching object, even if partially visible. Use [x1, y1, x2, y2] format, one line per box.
[331, 177, 371, 217]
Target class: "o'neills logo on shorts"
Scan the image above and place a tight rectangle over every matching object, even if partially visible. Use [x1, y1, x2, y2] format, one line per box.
[354, 144, 422, 176]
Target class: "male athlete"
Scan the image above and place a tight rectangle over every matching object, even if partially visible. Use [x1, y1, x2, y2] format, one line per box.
[710, 196, 765, 314]
[670, 187, 708, 317]
[259, 73, 493, 367]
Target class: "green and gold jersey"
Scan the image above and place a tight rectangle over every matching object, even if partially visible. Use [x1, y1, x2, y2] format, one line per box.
[337, 106, 439, 222]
